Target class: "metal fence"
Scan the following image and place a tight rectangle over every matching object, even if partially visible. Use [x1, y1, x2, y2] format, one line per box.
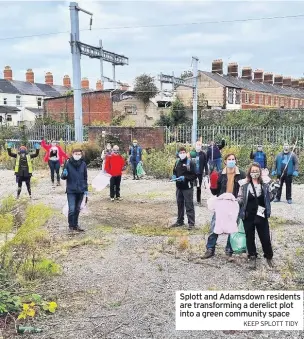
[165, 126, 304, 149]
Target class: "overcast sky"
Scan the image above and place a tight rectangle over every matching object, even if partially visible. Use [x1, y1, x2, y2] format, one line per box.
[1, 0, 304, 90]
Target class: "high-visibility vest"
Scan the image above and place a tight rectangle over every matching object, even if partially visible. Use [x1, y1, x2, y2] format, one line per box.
[15, 154, 32, 174]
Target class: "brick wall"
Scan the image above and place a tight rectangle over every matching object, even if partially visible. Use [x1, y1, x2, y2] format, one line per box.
[88, 126, 165, 152]
[44, 91, 113, 125]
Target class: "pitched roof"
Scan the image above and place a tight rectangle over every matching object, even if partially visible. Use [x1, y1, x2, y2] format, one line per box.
[200, 71, 304, 99]
[25, 107, 43, 115]
[0, 78, 70, 97]
[0, 105, 20, 113]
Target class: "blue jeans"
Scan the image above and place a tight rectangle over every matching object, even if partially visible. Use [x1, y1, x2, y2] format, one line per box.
[48, 160, 60, 183]
[209, 158, 222, 172]
[206, 214, 233, 254]
[67, 193, 84, 228]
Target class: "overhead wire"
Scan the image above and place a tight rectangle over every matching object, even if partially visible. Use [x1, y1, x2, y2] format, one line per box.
[0, 13, 304, 41]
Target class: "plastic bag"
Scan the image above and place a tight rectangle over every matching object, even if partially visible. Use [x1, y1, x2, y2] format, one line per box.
[230, 219, 247, 253]
[62, 196, 88, 218]
[92, 171, 111, 191]
[262, 168, 271, 184]
[136, 162, 146, 177]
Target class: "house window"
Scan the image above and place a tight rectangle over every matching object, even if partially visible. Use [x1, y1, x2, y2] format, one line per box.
[271, 96, 274, 106]
[235, 90, 241, 104]
[37, 97, 42, 107]
[16, 95, 21, 106]
[280, 98, 284, 107]
[6, 115, 12, 122]
[3, 98, 7, 105]
[259, 95, 263, 105]
[227, 88, 233, 104]
[295, 100, 298, 108]
[249, 94, 254, 104]
[245, 93, 249, 103]
[124, 105, 137, 115]
[0, 116, 2, 123]
[267, 96, 271, 105]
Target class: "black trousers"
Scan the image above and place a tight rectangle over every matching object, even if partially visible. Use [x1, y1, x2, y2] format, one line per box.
[176, 188, 195, 225]
[276, 174, 292, 200]
[131, 162, 138, 178]
[48, 160, 60, 183]
[110, 176, 122, 198]
[17, 176, 31, 196]
[243, 216, 273, 259]
[196, 174, 203, 203]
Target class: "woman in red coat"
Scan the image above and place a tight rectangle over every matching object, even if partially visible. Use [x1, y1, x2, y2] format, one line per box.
[41, 139, 69, 186]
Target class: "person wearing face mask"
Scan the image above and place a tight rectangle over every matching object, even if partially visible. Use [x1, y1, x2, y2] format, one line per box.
[250, 145, 267, 169]
[41, 138, 69, 187]
[272, 143, 299, 204]
[7, 142, 40, 199]
[61, 149, 88, 232]
[104, 145, 126, 201]
[101, 143, 112, 172]
[206, 138, 225, 172]
[238, 163, 277, 269]
[190, 141, 208, 205]
[170, 147, 197, 230]
[202, 153, 246, 259]
[129, 140, 142, 180]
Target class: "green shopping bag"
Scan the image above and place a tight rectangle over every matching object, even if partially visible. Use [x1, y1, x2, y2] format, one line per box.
[230, 219, 247, 253]
[136, 162, 146, 177]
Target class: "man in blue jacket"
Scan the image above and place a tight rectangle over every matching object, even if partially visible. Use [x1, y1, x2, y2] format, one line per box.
[61, 149, 88, 232]
[250, 145, 267, 169]
[206, 139, 225, 172]
[272, 143, 299, 204]
[129, 139, 142, 180]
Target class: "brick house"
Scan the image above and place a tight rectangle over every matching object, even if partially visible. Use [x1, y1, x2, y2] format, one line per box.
[177, 59, 304, 110]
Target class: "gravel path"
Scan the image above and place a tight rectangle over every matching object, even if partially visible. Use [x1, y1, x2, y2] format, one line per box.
[1, 169, 303, 339]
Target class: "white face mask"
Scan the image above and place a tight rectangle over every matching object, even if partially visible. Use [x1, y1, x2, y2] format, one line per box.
[73, 155, 81, 161]
[51, 142, 56, 147]
[257, 147, 262, 152]
[179, 153, 187, 160]
[250, 172, 260, 179]
[195, 147, 201, 152]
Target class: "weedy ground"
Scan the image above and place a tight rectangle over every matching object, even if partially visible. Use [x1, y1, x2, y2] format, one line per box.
[0, 169, 303, 339]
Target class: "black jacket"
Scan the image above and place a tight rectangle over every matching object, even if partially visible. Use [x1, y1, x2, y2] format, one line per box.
[207, 139, 225, 161]
[173, 158, 197, 190]
[193, 151, 209, 175]
[212, 167, 246, 198]
[61, 157, 88, 194]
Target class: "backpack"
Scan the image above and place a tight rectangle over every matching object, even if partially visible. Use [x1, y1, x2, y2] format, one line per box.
[210, 170, 219, 189]
[174, 158, 192, 172]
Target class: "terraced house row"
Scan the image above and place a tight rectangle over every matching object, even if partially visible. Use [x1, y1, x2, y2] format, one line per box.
[177, 59, 304, 110]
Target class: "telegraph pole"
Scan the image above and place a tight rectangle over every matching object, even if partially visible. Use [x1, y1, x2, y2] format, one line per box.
[99, 39, 104, 84]
[192, 56, 199, 145]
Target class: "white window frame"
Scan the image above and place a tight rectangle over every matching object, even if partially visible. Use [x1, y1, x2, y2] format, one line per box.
[124, 105, 137, 115]
[235, 90, 241, 104]
[245, 93, 249, 104]
[3, 98, 7, 105]
[37, 97, 42, 107]
[227, 88, 233, 104]
[16, 95, 21, 106]
[6, 114, 12, 122]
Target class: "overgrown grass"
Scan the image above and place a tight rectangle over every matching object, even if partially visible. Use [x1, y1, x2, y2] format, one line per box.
[129, 225, 206, 237]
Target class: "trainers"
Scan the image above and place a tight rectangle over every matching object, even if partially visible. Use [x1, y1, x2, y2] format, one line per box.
[266, 258, 274, 268]
[170, 222, 184, 228]
[116, 197, 123, 201]
[287, 200, 292, 204]
[111, 198, 115, 202]
[75, 226, 85, 232]
[248, 256, 257, 270]
[201, 249, 214, 259]
[274, 198, 280, 202]
[188, 224, 195, 230]
[57, 181, 61, 186]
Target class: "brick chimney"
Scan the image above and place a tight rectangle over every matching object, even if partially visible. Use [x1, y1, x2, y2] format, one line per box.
[120, 83, 129, 91]
[283, 76, 292, 87]
[63, 75, 71, 88]
[26, 69, 34, 83]
[291, 79, 299, 88]
[45, 72, 53, 86]
[3, 66, 12, 80]
[299, 80, 304, 89]
[253, 69, 263, 82]
[274, 75, 283, 86]
[81, 77, 89, 89]
[212, 59, 223, 75]
[227, 63, 238, 77]
[264, 72, 273, 84]
[96, 80, 103, 91]
[241, 67, 252, 81]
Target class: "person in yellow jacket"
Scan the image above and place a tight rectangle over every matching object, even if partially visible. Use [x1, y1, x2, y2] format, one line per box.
[7, 142, 40, 199]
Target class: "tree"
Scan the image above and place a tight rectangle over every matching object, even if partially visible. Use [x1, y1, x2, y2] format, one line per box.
[180, 70, 193, 79]
[134, 74, 158, 110]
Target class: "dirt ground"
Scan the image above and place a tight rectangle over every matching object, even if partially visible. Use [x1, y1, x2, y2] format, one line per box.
[1, 169, 303, 339]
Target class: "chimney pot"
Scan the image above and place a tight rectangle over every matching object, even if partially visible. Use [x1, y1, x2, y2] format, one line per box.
[274, 75, 283, 86]
[45, 71, 53, 86]
[299, 80, 304, 89]
[211, 59, 223, 75]
[63, 75, 71, 88]
[120, 83, 129, 91]
[3, 65, 12, 80]
[227, 62, 238, 77]
[26, 68, 34, 83]
[264, 72, 273, 84]
[81, 77, 89, 90]
[253, 69, 264, 83]
[241, 67, 252, 81]
[96, 80, 103, 91]
[291, 79, 300, 88]
[283, 76, 292, 87]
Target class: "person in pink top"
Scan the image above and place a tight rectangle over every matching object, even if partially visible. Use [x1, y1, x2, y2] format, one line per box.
[41, 138, 69, 187]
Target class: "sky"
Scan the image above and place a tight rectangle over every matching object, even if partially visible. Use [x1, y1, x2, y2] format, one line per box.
[0, 0, 304, 90]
